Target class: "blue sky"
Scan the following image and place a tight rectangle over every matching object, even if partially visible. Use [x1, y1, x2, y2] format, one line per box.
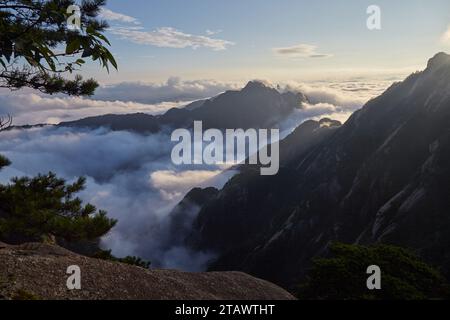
[85, 0, 450, 83]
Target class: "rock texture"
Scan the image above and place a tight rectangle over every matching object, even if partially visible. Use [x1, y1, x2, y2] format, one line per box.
[0, 242, 295, 300]
[184, 53, 450, 288]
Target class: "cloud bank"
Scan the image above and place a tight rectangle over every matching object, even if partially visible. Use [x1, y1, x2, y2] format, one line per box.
[0, 77, 391, 126]
[0, 79, 394, 271]
[0, 91, 181, 125]
[0, 126, 235, 270]
[0, 78, 238, 125]
[94, 77, 238, 104]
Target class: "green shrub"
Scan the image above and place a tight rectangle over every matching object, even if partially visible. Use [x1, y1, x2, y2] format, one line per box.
[298, 242, 449, 300]
[93, 249, 151, 269]
[0, 172, 117, 244]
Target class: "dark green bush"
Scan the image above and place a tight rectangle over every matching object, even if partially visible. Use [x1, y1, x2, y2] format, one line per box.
[298, 242, 449, 300]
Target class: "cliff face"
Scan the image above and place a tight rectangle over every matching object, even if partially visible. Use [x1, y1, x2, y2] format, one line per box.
[184, 53, 450, 288]
[0, 242, 295, 300]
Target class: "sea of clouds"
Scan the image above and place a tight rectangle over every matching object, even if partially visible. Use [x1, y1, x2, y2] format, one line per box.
[0, 126, 236, 270]
[0, 77, 396, 271]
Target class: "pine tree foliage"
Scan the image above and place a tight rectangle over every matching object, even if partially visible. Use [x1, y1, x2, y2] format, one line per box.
[0, 0, 117, 95]
[0, 170, 117, 243]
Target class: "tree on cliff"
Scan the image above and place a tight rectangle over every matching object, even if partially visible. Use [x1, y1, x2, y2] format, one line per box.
[0, 1, 118, 244]
[0, 169, 117, 244]
[1, 0, 116, 96]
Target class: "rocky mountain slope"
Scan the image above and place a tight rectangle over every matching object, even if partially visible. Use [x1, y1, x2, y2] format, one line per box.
[181, 53, 450, 288]
[58, 81, 307, 133]
[0, 242, 295, 300]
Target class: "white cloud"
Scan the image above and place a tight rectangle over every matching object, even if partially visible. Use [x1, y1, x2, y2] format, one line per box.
[206, 29, 222, 36]
[0, 79, 395, 271]
[110, 26, 234, 51]
[0, 126, 233, 270]
[100, 8, 140, 25]
[150, 170, 224, 200]
[282, 80, 392, 109]
[0, 91, 182, 125]
[0, 78, 238, 125]
[0, 78, 390, 126]
[98, 8, 233, 51]
[441, 25, 450, 44]
[273, 43, 332, 58]
[94, 77, 238, 104]
[276, 79, 394, 133]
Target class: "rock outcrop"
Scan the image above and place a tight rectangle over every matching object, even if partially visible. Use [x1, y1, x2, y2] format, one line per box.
[0, 242, 295, 300]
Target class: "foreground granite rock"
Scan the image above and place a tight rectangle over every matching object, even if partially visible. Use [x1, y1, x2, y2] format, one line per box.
[0, 242, 295, 300]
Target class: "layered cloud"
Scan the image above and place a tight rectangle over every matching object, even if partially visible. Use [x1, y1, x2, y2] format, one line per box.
[109, 26, 234, 51]
[0, 77, 391, 127]
[0, 79, 395, 271]
[205, 29, 223, 36]
[100, 8, 140, 25]
[98, 7, 234, 51]
[282, 79, 393, 109]
[0, 78, 237, 125]
[0, 78, 390, 126]
[441, 25, 450, 44]
[275, 79, 394, 132]
[150, 170, 226, 201]
[0, 91, 180, 125]
[0, 126, 235, 270]
[273, 43, 332, 58]
[94, 77, 238, 104]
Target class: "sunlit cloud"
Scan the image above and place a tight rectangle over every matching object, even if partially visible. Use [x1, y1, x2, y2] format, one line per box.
[273, 43, 333, 59]
[0, 78, 238, 125]
[0, 91, 181, 125]
[0, 126, 232, 270]
[110, 26, 235, 51]
[440, 25, 450, 44]
[205, 29, 223, 36]
[100, 8, 141, 25]
[150, 170, 224, 200]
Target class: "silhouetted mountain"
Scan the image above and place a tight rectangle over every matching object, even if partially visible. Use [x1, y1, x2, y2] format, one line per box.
[59, 81, 308, 133]
[182, 53, 450, 288]
[60, 113, 160, 133]
[167, 187, 219, 248]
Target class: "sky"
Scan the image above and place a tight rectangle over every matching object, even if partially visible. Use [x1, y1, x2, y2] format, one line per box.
[3, 0, 450, 125]
[80, 0, 450, 84]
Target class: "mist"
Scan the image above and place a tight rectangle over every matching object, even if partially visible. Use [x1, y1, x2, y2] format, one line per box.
[0, 80, 377, 271]
[0, 126, 235, 270]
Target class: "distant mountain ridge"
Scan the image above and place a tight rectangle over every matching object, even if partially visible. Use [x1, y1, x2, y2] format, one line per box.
[178, 53, 450, 288]
[58, 81, 308, 133]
